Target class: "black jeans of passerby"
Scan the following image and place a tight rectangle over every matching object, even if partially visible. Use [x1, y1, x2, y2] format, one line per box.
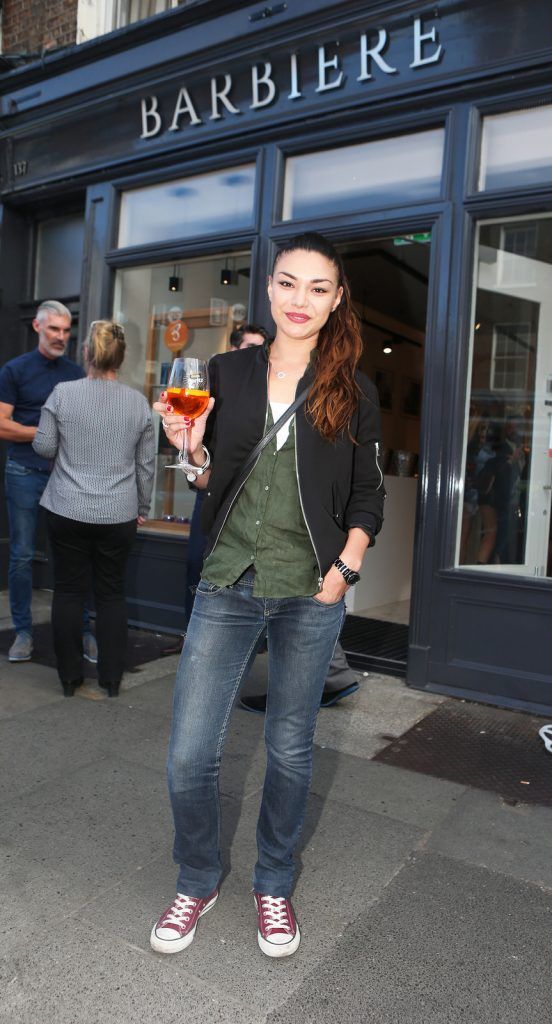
[46, 512, 137, 685]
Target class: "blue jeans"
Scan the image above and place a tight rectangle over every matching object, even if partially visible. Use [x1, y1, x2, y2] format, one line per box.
[168, 571, 345, 898]
[5, 460, 50, 633]
[4, 459, 92, 635]
[184, 490, 207, 625]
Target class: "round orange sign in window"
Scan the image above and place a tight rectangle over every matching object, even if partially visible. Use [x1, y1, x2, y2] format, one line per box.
[164, 319, 189, 353]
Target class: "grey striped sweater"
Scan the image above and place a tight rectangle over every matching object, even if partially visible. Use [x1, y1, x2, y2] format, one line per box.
[33, 377, 155, 524]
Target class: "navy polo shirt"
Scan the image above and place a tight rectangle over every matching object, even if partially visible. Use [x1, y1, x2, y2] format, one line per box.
[0, 348, 85, 471]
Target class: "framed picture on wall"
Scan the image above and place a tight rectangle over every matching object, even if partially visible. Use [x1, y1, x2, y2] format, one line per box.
[402, 376, 421, 417]
[374, 368, 394, 411]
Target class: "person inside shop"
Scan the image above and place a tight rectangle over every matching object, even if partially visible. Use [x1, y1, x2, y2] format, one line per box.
[0, 300, 97, 665]
[32, 321, 155, 697]
[229, 322, 271, 352]
[150, 231, 385, 960]
[492, 416, 527, 565]
[460, 417, 500, 565]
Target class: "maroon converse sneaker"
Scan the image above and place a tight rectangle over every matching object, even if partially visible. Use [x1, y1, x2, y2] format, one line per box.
[254, 892, 301, 958]
[150, 890, 218, 954]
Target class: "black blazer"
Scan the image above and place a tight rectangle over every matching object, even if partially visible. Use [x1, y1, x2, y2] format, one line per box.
[201, 344, 385, 578]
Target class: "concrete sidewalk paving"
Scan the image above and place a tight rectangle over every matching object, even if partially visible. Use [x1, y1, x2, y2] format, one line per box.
[0, 592, 550, 1023]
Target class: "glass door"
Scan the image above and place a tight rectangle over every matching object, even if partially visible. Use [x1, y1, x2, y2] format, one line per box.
[458, 213, 552, 577]
[336, 232, 431, 675]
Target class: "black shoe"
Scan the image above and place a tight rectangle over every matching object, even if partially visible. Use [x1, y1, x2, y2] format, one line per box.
[240, 681, 360, 714]
[99, 681, 120, 698]
[61, 679, 83, 698]
[239, 693, 267, 714]
[319, 681, 360, 707]
[161, 636, 185, 656]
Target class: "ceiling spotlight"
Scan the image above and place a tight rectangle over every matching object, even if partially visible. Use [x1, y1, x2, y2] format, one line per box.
[168, 265, 182, 292]
[382, 341, 393, 355]
[220, 266, 232, 286]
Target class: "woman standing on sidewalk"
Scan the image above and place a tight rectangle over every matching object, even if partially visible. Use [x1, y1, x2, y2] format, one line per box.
[33, 321, 155, 698]
[151, 232, 385, 958]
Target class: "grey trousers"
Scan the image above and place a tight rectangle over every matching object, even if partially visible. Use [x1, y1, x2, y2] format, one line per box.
[325, 641, 359, 691]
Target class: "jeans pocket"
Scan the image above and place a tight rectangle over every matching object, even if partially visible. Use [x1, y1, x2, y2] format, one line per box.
[309, 595, 345, 609]
[197, 578, 226, 597]
[6, 460, 33, 477]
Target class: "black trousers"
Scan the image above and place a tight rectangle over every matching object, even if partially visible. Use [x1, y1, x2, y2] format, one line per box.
[47, 512, 137, 685]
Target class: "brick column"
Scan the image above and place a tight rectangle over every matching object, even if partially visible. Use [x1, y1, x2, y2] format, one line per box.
[2, 0, 78, 53]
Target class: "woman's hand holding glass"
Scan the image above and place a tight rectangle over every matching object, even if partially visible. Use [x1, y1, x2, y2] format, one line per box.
[158, 356, 211, 472]
[153, 393, 215, 462]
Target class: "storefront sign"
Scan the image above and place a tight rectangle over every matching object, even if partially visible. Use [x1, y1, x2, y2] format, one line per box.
[139, 16, 444, 140]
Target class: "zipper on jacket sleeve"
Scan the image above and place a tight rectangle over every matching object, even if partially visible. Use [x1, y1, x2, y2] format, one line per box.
[374, 441, 384, 491]
[294, 425, 324, 590]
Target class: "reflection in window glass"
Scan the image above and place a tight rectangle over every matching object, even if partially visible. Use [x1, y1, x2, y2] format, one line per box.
[479, 106, 552, 191]
[113, 251, 251, 531]
[118, 165, 256, 248]
[34, 215, 85, 299]
[457, 215, 552, 578]
[282, 128, 444, 221]
[113, 0, 182, 31]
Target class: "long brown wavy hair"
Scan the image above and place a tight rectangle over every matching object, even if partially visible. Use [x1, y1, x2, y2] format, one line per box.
[272, 232, 363, 442]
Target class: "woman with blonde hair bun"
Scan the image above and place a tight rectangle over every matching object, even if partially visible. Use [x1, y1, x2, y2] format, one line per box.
[33, 320, 155, 698]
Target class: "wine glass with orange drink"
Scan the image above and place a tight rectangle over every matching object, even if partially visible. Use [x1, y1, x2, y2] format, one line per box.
[165, 357, 210, 470]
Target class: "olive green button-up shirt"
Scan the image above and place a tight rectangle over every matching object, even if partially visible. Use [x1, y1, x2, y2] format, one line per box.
[202, 409, 320, 597]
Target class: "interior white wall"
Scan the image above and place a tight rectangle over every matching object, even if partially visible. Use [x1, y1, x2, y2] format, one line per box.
[345, 475, 417, 614]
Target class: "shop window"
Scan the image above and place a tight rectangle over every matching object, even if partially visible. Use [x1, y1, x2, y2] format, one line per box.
[77, 0, 187, 42]
[34, 215, 85, 300]
[113, 1, 182, 30]
[478, 105, 552, 191]
[281, 128, 444, 221]
[118, 165, 256, 248]
[113, 251, 251, 533]
[457, 214, 552, 578]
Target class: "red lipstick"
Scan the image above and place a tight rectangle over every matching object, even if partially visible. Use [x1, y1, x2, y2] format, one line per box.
[286, 313, 310, 323]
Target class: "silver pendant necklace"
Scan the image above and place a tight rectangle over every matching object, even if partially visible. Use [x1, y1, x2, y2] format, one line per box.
[271, 364, 303, 380]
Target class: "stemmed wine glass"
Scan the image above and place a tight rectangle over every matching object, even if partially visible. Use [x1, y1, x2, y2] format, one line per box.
[165, 357, 210, 470]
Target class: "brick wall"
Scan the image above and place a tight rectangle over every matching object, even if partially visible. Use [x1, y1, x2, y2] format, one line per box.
[2, 0, 79, 54]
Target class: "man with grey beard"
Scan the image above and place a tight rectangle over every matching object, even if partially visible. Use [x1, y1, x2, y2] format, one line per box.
[0, 300, 96, 664]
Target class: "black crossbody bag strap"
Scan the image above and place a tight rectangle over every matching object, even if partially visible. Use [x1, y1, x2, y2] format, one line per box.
[239, 387, 310, 479]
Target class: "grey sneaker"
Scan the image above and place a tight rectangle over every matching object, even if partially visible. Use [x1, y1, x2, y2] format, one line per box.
[8, 631, 33, 662]
[83, 632, 98, 664]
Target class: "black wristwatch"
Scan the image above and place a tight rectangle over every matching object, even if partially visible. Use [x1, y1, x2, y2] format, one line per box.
[333, 557, 361, 585]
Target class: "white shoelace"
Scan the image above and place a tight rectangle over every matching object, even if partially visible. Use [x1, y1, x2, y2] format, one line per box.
[162, 893, 199, 927]
[259, 895, 293, 934]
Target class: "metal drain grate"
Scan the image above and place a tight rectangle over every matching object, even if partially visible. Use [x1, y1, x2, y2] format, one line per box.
[341, 615, 408, 677]
[373, 700, 552, 807]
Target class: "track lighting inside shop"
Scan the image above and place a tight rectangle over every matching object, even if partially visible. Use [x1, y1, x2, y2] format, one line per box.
[168, 266, 182, 292]
[381, 333, 423, 355]
[221, 257, 237, 286]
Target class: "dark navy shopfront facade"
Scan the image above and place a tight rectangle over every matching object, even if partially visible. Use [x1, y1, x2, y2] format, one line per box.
[1, 0, 551, 713]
